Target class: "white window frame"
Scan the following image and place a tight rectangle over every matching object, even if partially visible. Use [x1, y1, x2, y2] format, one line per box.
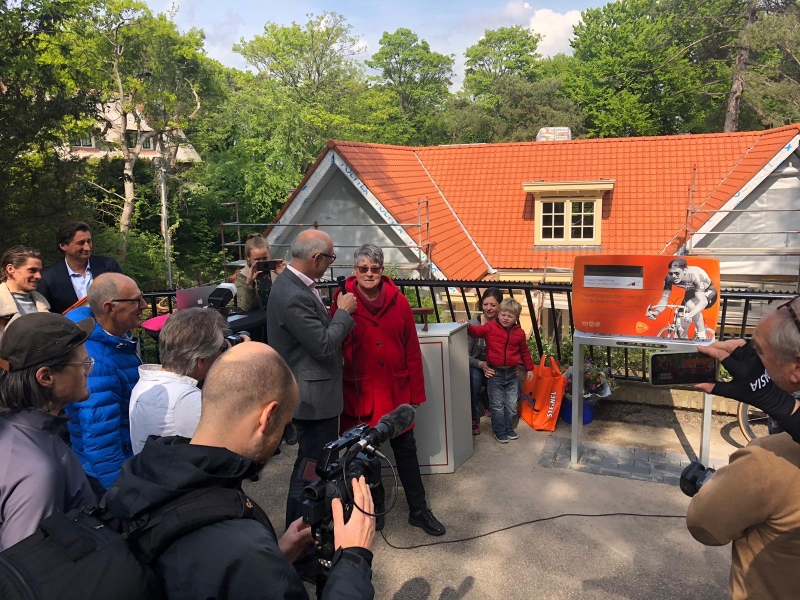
[534, 196, 602, 246]
[73, 134, 94, 148]
[522, 180, 614, 248]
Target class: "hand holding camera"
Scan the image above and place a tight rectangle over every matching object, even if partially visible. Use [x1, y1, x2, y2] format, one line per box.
[332, 476, 375, 552]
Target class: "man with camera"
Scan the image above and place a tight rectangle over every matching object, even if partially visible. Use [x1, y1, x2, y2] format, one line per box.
[686, 297, 800, 599]
[105, 342, 376, 599]
[267, 229, 357, 532]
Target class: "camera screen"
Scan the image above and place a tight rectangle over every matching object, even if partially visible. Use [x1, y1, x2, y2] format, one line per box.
[649, 352, 717, 387]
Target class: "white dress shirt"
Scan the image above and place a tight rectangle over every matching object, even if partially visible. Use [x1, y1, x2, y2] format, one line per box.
[129, 365, 202, 454]
[65, 258, 93, 300]
[286, 264, 325, 306]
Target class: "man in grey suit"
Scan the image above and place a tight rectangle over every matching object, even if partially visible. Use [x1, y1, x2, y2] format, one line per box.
[266, 229, 357, 529]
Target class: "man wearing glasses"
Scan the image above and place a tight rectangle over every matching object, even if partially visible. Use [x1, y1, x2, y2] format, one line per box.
[266, 229, 357, 569]
[686, 297, 800, 599]
[64, 273, 145, 496]
[0, 312, 96, 550]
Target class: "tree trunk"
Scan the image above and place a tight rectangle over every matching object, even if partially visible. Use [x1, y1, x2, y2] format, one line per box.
[119, 157, 136, 264]
[724, 0, 759, 132]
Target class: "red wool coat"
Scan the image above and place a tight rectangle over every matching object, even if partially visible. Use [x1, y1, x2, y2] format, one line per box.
[331, 276, 426, 434]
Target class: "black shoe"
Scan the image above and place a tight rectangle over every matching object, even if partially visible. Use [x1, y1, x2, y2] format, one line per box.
[249, 474, 259, 482]
[408, 508, 446, 536]
[376, 512, 385, 531]
[283, 423, 298, 446]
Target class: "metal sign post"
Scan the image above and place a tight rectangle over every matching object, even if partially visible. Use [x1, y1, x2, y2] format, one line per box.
[571, 331, 713, 466]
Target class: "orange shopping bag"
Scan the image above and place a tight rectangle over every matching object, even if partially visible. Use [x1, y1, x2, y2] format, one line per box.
[518, 355, 567, 432]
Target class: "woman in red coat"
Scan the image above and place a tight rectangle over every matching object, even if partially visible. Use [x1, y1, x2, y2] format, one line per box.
[331, 244, 445, 536]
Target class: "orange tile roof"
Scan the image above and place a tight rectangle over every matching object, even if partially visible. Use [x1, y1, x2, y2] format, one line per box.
[295, 125, 800, 279]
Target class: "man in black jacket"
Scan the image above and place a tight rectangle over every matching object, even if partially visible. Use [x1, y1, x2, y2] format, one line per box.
[37, 221, 123, 314]
[105, 342, 375, 599]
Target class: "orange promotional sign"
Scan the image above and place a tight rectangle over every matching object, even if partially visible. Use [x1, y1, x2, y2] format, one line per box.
[572, 256, 721, 339]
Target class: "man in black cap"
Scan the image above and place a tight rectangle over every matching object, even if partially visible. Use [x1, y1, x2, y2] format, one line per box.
[0, 312, 97, 550]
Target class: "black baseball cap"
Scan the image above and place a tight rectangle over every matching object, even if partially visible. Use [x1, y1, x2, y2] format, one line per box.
[0, 312, 94, 372]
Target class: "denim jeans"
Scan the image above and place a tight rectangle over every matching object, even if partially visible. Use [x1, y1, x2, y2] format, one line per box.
[469, 366, 489, 421]
[487, 368, 520, 436]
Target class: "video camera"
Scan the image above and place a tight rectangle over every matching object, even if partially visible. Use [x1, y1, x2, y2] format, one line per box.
[680, 461, 716, 497]
[301, 404, 415, 571]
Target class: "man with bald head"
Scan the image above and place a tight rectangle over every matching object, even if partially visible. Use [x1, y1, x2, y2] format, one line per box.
[267, 229, 358, 536]
[106, 343, 376, 599]
[65, 272, 145, 493]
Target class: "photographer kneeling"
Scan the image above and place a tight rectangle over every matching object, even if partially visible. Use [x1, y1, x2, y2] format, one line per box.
[687, 298, 800, 599]
[106, 343, 375, 599]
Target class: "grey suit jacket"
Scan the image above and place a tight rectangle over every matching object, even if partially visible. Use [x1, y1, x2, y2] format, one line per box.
[266, 269, 355, 420]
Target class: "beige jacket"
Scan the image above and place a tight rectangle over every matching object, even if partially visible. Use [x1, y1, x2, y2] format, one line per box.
[0, 282, 50, 339]
[687, 432, 800, 600]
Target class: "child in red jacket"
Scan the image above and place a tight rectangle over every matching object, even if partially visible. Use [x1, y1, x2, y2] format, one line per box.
[467, 298, 534, 443]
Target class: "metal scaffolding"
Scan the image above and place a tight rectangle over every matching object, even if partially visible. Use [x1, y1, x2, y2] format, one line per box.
[220, 198, 433, 280]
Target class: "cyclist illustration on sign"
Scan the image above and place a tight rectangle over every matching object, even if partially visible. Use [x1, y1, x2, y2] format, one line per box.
[646, 258, 718, 339]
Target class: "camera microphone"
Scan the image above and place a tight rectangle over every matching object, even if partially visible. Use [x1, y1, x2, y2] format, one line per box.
[348, 404, 416, 458]
[337, 275, 347, 295]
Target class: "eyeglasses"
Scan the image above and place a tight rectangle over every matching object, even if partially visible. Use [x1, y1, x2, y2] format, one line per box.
[355, 265, 383, 274]
[111, 295, 146, 306]
[316, 253, 337, 263]
[65, 357, 94, 374]
[778, 296, 800, 335]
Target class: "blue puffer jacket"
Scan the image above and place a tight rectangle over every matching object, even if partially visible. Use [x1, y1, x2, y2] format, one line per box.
[65, 306, 141, 489]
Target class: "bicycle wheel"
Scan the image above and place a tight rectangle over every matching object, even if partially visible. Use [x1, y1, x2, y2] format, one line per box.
[657, 326, 675, 338]
[737, 402, 770, 442]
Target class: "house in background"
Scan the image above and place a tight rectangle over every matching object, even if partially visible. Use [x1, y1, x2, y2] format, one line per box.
[68, 103, 201, 163]
[267, 124, 800, 290]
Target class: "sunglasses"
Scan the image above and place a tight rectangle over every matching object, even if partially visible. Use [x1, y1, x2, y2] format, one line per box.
[355, 265, 383, 274]
[778, 296, 800, 336]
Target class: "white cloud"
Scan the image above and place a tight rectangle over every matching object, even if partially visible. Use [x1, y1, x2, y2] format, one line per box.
[528, 8, 582, 57]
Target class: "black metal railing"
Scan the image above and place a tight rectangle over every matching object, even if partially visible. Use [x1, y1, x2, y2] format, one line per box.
[142, 281, 796, 381]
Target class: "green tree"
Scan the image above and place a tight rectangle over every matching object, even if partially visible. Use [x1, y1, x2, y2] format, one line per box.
[0, 0, 99, 258]
[464, 26, 542, 105]
[366, 28, 454, 145]
[68, 1, 209, 262]
[565, 0, 708, 137]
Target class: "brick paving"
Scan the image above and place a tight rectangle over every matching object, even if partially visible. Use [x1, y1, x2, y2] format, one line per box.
[538, 436, 730, 486]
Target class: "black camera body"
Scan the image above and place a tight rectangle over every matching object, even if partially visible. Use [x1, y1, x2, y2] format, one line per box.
[222, 328, 249, 347]
[680, 461, 716, 497]
[302, 424, 383, 569]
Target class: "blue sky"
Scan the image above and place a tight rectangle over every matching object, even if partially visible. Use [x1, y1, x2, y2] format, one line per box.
[148, 0, 603, 87]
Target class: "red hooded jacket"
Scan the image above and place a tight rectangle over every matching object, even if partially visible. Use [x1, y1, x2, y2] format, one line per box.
[467, 319, 534, 371]
[331, 276, 426, 433]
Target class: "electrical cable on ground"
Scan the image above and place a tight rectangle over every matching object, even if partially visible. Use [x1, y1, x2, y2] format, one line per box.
[379, 512, 686, 550]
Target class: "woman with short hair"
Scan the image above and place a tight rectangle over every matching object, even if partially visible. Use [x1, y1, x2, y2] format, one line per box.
[331, 243, 446, 537]
[0, 246, 50, 341]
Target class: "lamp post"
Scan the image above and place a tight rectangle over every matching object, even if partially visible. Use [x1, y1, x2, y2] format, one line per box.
[152, 156, 173, 289]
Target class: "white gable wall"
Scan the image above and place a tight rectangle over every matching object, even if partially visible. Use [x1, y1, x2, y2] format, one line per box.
[268, 168, 424, 279]
[694, 152, 800, 278]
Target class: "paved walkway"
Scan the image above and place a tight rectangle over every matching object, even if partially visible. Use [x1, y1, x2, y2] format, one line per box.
[246, 417, 730, 599]
[539, 436, 730, 486]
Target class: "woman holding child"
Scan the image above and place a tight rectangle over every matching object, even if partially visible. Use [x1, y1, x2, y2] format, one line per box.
[468, 288, 503, 435]
[466, 298, 535, 443]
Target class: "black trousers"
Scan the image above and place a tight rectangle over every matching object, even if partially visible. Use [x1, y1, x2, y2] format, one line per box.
[377, 429, 427, 514]
[285, 416, 340, 529]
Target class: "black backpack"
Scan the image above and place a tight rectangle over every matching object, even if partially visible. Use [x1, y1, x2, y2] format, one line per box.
[0, 487, 273, 600]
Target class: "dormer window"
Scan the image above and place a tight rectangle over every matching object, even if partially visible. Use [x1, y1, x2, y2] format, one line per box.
[523, 180, 615, 247]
